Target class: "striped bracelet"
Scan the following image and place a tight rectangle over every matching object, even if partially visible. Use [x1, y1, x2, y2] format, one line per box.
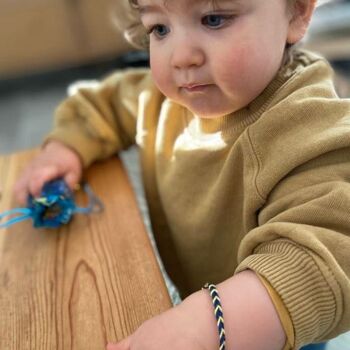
[203, 283, 226, 350]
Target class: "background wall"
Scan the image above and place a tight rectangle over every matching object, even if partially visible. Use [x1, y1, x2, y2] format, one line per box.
[0, 0, 133, 79]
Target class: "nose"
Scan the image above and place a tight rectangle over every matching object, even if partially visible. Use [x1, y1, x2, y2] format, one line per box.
[170, 36, 205, 69]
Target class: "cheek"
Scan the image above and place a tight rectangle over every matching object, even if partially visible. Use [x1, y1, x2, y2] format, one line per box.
[215, 46, 254, 89]
[150, 52, 173, 97]
[216, 43, 282, 97]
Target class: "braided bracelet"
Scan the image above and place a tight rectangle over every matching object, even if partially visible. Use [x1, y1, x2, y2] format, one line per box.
[203, 283, 226, 350]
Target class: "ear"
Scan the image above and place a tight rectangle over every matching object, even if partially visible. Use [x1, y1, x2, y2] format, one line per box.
[287, 0, 317, 44]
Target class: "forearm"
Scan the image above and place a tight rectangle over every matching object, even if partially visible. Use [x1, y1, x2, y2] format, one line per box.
[180, 270, 286, 350]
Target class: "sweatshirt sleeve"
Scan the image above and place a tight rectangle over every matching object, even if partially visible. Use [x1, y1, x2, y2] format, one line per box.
[46, 68, 162, 167]
[236, 98, 350, 348]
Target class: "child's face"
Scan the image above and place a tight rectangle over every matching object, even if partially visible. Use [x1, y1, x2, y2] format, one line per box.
[139, 0, 298, 118]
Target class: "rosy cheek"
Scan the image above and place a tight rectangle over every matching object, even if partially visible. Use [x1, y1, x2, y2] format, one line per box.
[217, 47, 250, 87]
[150, 55, 175, 99]
[150, 56, 162, 85]
[150, 56, 167, 90]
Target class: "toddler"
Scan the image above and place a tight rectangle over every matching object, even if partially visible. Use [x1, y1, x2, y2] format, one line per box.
[14, 0, 350, 349]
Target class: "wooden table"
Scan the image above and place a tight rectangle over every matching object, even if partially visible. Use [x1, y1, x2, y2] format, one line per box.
[0, 150, 172, 350]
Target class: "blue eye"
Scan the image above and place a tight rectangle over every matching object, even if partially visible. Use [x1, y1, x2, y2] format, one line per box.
[148, 24, 170, 38]
[202, 14, 232, 28]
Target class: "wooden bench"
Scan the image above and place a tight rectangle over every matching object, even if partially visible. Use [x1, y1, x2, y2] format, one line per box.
[0, 150, 171, 349]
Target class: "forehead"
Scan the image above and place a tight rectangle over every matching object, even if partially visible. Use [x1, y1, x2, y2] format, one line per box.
[137, 0, 236, 12]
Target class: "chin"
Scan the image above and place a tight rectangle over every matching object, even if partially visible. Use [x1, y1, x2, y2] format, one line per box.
[173, 97, 238, 118]
[191, 107, 237, 119]
[188, 100, 238, 118]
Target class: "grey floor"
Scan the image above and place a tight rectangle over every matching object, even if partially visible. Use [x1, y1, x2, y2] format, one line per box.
[0, 62, 349, 349]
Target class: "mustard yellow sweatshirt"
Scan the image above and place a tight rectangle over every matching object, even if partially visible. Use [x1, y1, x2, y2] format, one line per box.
[47, 50, 350, 348]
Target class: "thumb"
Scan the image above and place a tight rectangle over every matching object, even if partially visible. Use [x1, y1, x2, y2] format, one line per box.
[106, 337, 131, 350]
[64, 171, 81, 191]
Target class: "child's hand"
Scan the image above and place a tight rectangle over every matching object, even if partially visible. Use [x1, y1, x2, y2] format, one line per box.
[106, 291, 218, 350]
[14, 140, 83, 205]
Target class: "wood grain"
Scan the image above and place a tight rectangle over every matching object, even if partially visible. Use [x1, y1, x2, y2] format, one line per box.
[0, 150, 171, 350]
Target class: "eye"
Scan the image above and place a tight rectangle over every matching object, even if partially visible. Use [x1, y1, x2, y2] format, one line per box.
[147, 24, 170, 39]
[202, 14, 233, 28]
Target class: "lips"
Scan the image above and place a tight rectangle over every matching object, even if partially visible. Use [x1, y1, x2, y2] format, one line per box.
[181, 83, 212, 93]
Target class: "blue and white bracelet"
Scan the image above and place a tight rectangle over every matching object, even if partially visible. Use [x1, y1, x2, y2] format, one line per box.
[203, 283, 226, 350]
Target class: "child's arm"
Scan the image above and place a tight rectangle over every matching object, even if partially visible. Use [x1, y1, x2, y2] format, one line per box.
[14, 69, 158, 203]
[46, 69, 160, 168]
[107, 270, 286, 350]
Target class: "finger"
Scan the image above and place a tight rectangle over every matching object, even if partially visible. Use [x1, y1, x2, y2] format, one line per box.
[16, 188, 29, 206]
[13, 172, 31, 205]
[28, 165, 59, 197]
[14, 183, 30, 206]
[106, 342, 122, 350]
[64, 171, 81, 191]
[106, 337, 131, 350]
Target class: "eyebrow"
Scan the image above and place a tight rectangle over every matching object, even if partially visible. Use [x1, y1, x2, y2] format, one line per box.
[138, 0, 237, 15]
[138, 4, 161, 15]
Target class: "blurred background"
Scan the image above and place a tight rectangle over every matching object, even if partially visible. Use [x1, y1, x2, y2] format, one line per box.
[0, 0, 349, 154]
[0, 0, 349, 348]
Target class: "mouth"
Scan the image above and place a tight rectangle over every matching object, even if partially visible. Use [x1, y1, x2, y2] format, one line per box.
[180, 83, 212, 93]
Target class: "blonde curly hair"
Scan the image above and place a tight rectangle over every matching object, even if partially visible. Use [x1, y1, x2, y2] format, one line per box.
[118, 0, 330, 49]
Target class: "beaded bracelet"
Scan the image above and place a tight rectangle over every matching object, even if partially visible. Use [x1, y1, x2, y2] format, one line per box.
[203, 283, 226, 350]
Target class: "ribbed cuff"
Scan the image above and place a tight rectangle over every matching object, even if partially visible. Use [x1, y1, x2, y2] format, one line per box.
[235, 239, 340, 348]
[257, 274, 294, 349]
